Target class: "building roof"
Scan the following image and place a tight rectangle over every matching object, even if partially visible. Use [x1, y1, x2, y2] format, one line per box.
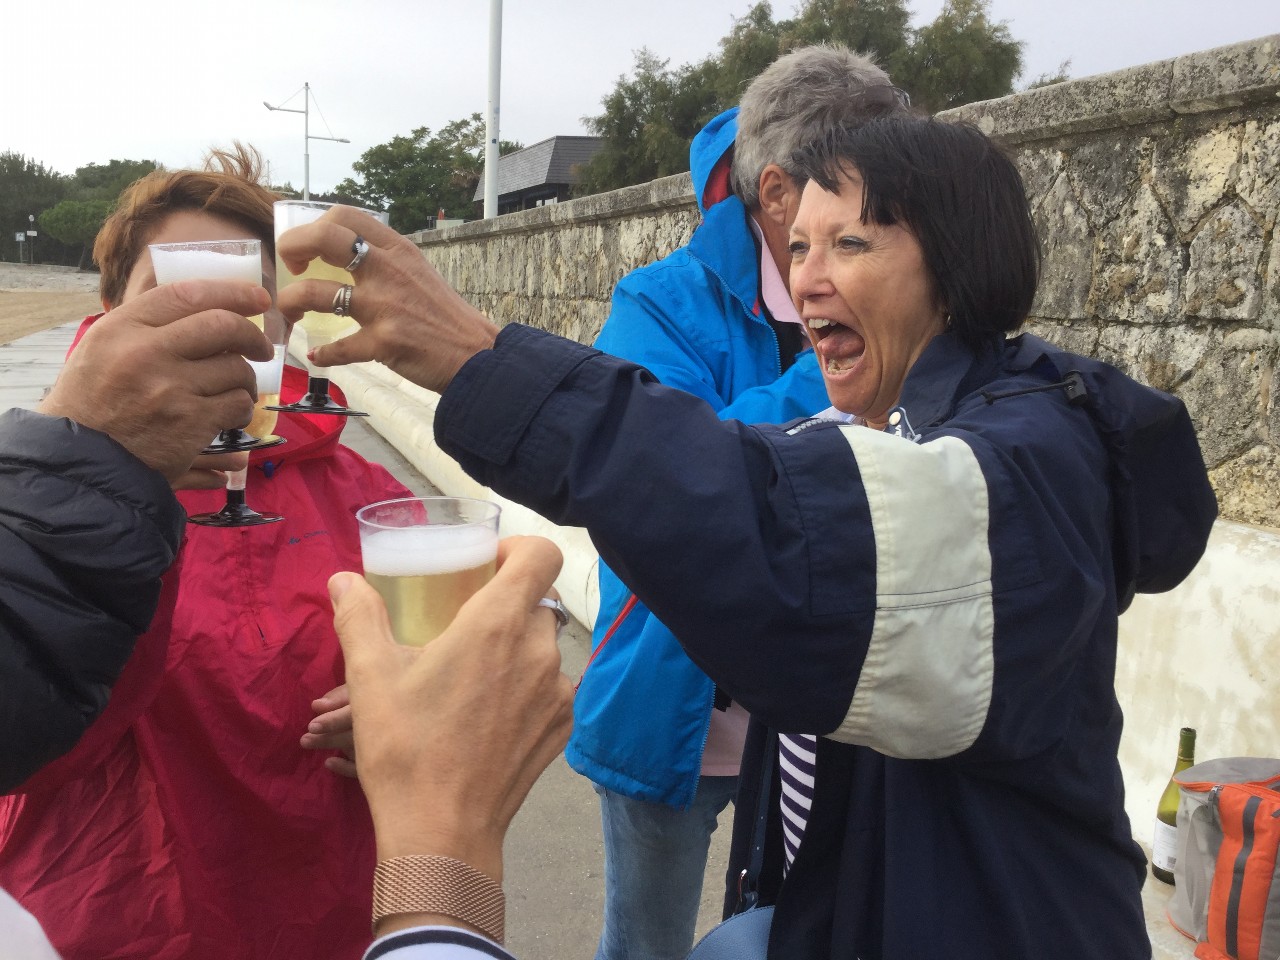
[472, 136, 604, 201]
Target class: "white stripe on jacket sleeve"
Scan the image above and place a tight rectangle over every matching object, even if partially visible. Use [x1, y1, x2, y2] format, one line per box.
[828, 426, 994, 759]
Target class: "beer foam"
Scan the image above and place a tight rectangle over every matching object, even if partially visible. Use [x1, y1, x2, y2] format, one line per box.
[151, 249, 261, 285]
[361, 525, 498, 577]
[247, 346, 286, 393]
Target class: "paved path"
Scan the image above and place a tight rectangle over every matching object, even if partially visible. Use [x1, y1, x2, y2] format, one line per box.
[0, 322, 735, 960]
[0, 322, 81, 412]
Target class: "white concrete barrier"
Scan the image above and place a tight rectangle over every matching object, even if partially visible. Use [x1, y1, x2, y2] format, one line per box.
[306, 342, 601, 632]
[1116, 520, 1280, 832]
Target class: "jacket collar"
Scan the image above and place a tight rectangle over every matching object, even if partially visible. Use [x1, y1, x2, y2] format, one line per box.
[686, 194, 763, 317]
[896, 331, 1004, 429]
[683, 108, 764, 317]
[691, 108, 738, 211]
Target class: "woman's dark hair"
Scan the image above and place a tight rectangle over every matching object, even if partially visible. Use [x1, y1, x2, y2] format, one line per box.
[791, 116, 1040, 351]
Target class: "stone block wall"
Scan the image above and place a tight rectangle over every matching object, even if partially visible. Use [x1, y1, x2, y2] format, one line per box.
[411, 33, 1280, 528]
[408, 174, 701, 349]
[947, 35, 1280, 529]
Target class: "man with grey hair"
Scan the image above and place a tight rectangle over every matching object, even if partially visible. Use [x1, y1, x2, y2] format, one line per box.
[565, 44, 909, 960]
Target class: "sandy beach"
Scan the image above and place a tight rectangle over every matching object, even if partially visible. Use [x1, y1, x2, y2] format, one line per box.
[0, 263, 101, 345]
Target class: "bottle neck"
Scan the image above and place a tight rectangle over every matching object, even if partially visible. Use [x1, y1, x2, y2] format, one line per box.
[1175, 728, 1197, 766]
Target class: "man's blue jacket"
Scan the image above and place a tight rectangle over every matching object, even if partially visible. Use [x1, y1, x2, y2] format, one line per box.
[566, 108, 828, 807]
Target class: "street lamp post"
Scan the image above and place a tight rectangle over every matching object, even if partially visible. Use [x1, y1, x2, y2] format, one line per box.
[27, 214, 36, 266]
[484, 0, 503, 219]
[263, 82, 349, 200]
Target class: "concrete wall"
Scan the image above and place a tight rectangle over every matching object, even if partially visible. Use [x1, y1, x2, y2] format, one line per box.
[322, 34, 1280, 840]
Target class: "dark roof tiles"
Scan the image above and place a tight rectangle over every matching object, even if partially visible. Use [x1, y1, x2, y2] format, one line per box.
[473, 136, 604, 200]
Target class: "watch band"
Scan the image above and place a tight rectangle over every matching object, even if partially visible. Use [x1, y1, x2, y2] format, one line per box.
[372, 856, 505, 944]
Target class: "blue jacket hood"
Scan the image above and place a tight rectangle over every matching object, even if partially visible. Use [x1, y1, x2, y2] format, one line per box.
[690, 107, 738, 212]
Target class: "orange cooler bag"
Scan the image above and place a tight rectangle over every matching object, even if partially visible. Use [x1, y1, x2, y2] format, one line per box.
[1168, 758, 1280, 944]
[1194, 782, 1280, 960]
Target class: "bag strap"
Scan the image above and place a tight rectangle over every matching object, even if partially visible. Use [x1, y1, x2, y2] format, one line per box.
[737, 729, 778, 913]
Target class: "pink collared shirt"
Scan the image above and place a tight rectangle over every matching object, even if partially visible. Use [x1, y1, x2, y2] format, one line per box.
[749, 216, 805, 327]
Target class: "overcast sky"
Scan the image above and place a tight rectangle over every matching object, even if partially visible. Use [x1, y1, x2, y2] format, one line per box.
[8, 0, 1279, 194]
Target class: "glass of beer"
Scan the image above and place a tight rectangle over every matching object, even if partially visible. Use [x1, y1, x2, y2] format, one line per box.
[149, 238, 287, 456]
[357, 497, 501, 646]
[268, 200, 389, 417]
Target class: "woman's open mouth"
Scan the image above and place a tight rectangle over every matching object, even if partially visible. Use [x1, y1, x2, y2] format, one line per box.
[808, 318, 865, 375]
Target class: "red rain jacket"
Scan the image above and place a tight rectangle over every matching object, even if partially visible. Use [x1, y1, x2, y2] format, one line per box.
[0, 319, 410, 958]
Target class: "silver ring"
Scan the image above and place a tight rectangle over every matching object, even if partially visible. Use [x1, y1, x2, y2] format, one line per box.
[332, 283, 354, 317]
[345, 236, 370, 273]
[537, 597, 569, 633]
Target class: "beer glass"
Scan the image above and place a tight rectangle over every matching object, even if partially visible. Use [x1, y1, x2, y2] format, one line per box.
[268, 200, 389, 417]
[149, 239, 287, 455]
[357, 497, 501, 646]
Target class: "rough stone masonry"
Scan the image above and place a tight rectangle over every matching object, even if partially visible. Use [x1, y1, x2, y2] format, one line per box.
[411, 34, 1280, 528]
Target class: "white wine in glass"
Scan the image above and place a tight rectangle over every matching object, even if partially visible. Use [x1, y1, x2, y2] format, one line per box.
[357, 498, 501, 646]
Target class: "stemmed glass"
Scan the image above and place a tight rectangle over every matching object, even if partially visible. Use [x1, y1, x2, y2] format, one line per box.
[150, 239, 287, 455]
[268, 200, 389, 417]
[148, 238, 288, 527]
[187, 312, 289, 527]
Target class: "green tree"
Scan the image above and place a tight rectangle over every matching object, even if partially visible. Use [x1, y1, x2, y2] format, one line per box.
[575, 50, 722, 197]
[711, 2, 785, 105]
[71, 159, 158, 201]
[0, 152, 70, 264]
[1025, 59, 1072, 90]
[781, 0, 912, 75]
[336, 114, 521, 231]
[575, 0, 1028, 195]
[40, 199, 113, 270]
[900, 0, 1023, 111]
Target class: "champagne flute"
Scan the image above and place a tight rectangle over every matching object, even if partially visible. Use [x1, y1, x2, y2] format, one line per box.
[187, 310, 288, 527]
[149, 239, 286, 455]
[268, 200, 389, 417]
[357, 497, 501, 646]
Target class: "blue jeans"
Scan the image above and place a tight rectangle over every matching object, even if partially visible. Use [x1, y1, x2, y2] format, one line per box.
[594, 776, 738, 960]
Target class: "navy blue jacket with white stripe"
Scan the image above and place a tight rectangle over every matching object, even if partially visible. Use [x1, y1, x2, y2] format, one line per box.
[435, 323, 1217, 960]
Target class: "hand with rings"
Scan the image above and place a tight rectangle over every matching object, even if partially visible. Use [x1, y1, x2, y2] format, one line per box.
[327, 535, 574, 891]
[275, 205, 500, 394]
[536, 597, 571, 636]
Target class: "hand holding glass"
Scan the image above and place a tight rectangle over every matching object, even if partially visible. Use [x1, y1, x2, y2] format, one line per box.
[148, 238, 288, 527]
[269, 200, 389, 417]
[148, 239, 286, 455]
[357, 497, 501, 646]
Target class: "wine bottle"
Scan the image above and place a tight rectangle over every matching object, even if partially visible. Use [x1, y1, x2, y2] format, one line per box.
[1151, 727, 1196, 885]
